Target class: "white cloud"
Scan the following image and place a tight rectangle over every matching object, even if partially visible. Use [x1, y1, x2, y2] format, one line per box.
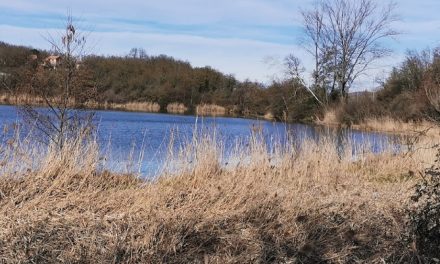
[1, 0, 439, 87]
[0, 0, 307, 26]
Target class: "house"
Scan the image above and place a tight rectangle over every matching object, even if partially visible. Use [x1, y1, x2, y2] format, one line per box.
[43, 55, 62, 69]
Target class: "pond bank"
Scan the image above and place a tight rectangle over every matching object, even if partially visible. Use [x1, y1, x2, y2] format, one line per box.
[316, 110, 440, 137]
[0, 129, 434, 263]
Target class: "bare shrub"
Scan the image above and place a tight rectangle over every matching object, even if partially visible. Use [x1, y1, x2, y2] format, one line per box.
[15, 14, 97, 148]
[407, 148, 440, 262]
[335, 93, 385, 125]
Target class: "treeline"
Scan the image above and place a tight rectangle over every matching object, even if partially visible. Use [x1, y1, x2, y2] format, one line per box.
[333, 48, 440, 124]
[3, 40, 440, 124]
[0, 42, 317, 121]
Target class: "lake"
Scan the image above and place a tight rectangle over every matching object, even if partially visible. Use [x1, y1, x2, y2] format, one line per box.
[0, 105, 400, 176]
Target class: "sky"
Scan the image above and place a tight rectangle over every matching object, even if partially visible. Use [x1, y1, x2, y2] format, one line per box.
[0, 0, 439, 90]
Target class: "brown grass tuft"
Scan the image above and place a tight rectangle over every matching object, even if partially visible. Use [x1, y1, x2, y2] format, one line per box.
[263, 112, 275, 121]
[166, 102, 188, 114]
[107, 101, 161, 112]
[196, 104, 226, 116]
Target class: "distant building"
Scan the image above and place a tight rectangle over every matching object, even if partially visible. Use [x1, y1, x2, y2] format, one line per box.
[43, 55, 62, 69]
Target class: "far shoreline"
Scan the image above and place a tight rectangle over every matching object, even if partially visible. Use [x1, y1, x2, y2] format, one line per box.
[1, 101, 437, 138]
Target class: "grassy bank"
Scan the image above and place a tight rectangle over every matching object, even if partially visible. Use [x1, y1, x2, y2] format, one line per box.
[0, 130, 435, 263]
[317, 109, 440, 137]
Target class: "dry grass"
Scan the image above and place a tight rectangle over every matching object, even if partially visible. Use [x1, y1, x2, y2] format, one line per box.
[0, 93, 71, 106]
[317, 109, 339, 126]
[353, 117, 440, 137]
[0, 93, 162, 113]
[167, 102, 188, 114]
[317, 109, 440, 137]
[196, 104, 227, 116]
[0, 130, 434, 263]
[263, 112, 275, 121]
[107, 101, 161, 113]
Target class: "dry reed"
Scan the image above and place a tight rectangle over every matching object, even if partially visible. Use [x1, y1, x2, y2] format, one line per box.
[0, 93, 162, 113]
[317, 109, 440, 137]
[0, 129, 434, 263]
[107, 101, 161, 113]
[263, 112, 275, 121]
[354, 117, 440, 137]
[196, 104, 226, 116]
[166, 102, 188, 114]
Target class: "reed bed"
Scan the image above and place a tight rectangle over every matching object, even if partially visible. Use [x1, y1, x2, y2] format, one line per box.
[354, 117, 440, 137]
[0, 130, 434, 263]
[317, 109, 440, 137]
[166, 102, 188, 114]
[107, 101, 161, 113]
[0, 93, 162, 113]
[196, 104, 226, 116]
[0, 93, 73, 106]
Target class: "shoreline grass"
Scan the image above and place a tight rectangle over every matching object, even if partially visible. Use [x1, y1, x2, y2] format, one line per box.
[166, 102, 188, 114]
[0, 129, 434, 262]
[0, 93, 162, 113]
[317, 109, 440, 137]
[196, 104, 227, 116]
[2, 93, 439, 136]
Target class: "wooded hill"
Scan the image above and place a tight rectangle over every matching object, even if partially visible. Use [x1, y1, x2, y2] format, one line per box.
[2, 40, 440, 124]
[0, 42, 317, 121]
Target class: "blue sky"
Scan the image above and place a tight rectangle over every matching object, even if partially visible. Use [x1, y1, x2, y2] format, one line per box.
[0, 0, 439, 89]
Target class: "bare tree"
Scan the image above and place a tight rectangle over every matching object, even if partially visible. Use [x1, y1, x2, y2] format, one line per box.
[128, 48, 148, 59]
[301, 0, 398, 101]
[18, 14, 97, 149]
[284, 54, 324, 106]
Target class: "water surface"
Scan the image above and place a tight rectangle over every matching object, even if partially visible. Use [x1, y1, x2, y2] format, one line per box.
[0, 105, 400, 176]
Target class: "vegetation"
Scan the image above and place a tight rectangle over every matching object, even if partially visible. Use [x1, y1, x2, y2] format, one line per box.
[1, 17, 97, 149]
[299, 0, 398, 101]
[0, 1, 439, 129]
[409, 147, 440, 259]
[323, 48, 440, 127]
[0, 128, 437, 263]
[0, 41, 318, 122]
[1, 0, 440, 262]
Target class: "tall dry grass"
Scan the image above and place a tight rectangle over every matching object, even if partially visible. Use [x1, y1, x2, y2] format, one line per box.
[0, 93, 72, 106]
[196, 104, 226, 116]
[107, 101, 161, 113]
[0, 93, 162, 113]
[0, 129, 434, 263]
[353, 117, 440, 137]
[166, 102, 188, 114]
[317, 109, 440, 137]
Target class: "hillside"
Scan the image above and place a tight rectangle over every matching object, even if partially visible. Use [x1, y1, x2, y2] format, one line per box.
[0, 41, 317, 120]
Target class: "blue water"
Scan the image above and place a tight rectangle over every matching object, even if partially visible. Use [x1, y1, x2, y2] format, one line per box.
[0, 105, 400, 176]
